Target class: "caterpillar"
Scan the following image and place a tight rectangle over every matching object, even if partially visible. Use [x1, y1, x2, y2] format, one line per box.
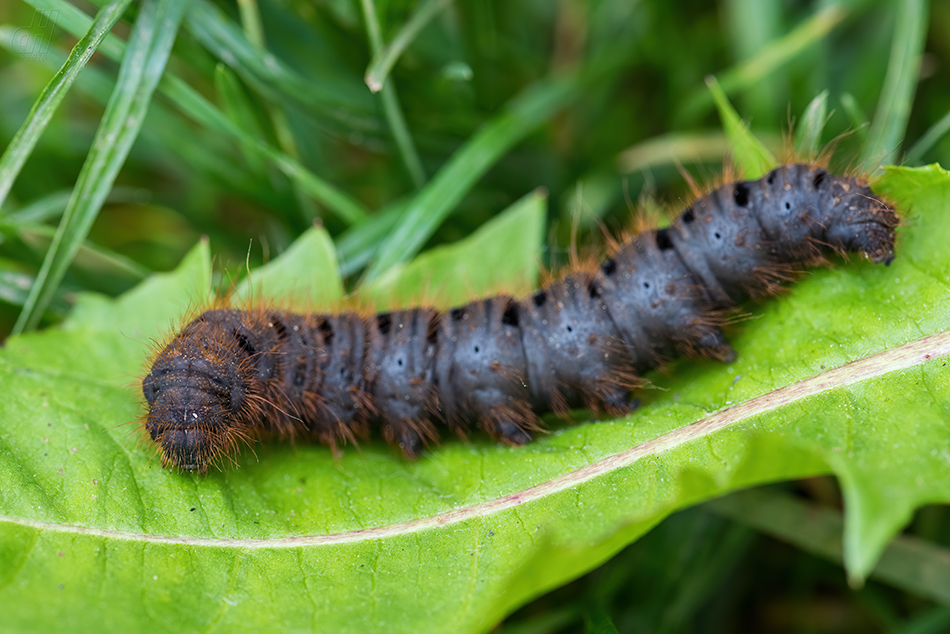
[141, 163, 899, 473]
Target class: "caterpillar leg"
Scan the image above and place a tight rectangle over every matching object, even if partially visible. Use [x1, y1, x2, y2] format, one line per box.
[481, 402, 539, 446]
[382, 418, 438, 459]
[592, 381, 640, 417]
[695, 327, 737, 363]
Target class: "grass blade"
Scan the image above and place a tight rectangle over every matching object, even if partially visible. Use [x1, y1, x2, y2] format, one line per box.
[186, 0, 377, 131]
[0, 259, 71, 316]
[235, 0, 265, 48]
[583, 606, 620, 634]
[18, 0, 370, 226]
[706, 75, 776, 178]
[362, 71, 583, 282]
[840, 92, 870, 143]
[359, 189, 545, 309]
[794, 90, 829, 159]
[905, 108, 950, 165]
[337, 200, 406, 277]
[886, 608, 950, 634]
[360, 0, 427, 189]
[364, 0, 453, 93]
[17, 225, 149, 283]
[213, 64, 268, 176]
[234, 0, 319, 223]
[20, 0, 126, 58]
[379, 83, 427, 189]
[709, 489, 950, 604]
[679, 5, 846, 123]
[0, 0, 132, 210]
[0, 29, 273, 213]
[169, 77, 370, 223]
[0, 189, 71, 225]
[13, 0, 187, 334]
[864, 0, 929, 167]
[617, 132, 734, 173]
[724, 0, 782, 125]
[1, 187, 148, 228]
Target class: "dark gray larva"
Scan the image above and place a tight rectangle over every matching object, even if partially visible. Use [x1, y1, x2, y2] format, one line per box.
[142, 164, 899, 472]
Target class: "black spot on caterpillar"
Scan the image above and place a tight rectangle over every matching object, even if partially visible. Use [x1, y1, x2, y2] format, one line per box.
[142, 164, 899, 472]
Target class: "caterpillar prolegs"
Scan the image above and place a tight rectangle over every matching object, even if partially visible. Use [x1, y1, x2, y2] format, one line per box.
[142, 164, 899, 472]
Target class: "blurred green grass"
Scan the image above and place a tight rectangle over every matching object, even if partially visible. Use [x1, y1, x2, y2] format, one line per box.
[2, 0, 949, 631]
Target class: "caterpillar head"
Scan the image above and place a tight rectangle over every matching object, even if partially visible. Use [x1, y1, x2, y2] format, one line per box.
[142, 314, 253, 472]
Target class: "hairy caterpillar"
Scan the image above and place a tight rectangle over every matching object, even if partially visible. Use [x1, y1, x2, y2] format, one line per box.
[142, 163, 899, 472]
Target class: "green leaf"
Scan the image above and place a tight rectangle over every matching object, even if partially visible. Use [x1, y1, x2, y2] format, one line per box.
[1, 165, 950, 632]
[0, 0, 132, 210]
[706, 75, 777, 178]
[232, 225, 343, 309]
[61, 237, 212, 335]
[13, 0, 187, 334]
[359, 188, 546, 310]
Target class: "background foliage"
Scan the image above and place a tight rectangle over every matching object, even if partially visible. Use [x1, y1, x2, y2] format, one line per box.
[2, 0, 950, 632]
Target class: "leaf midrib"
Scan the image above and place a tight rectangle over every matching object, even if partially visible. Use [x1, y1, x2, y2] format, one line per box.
[4, 329, 949, 548]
